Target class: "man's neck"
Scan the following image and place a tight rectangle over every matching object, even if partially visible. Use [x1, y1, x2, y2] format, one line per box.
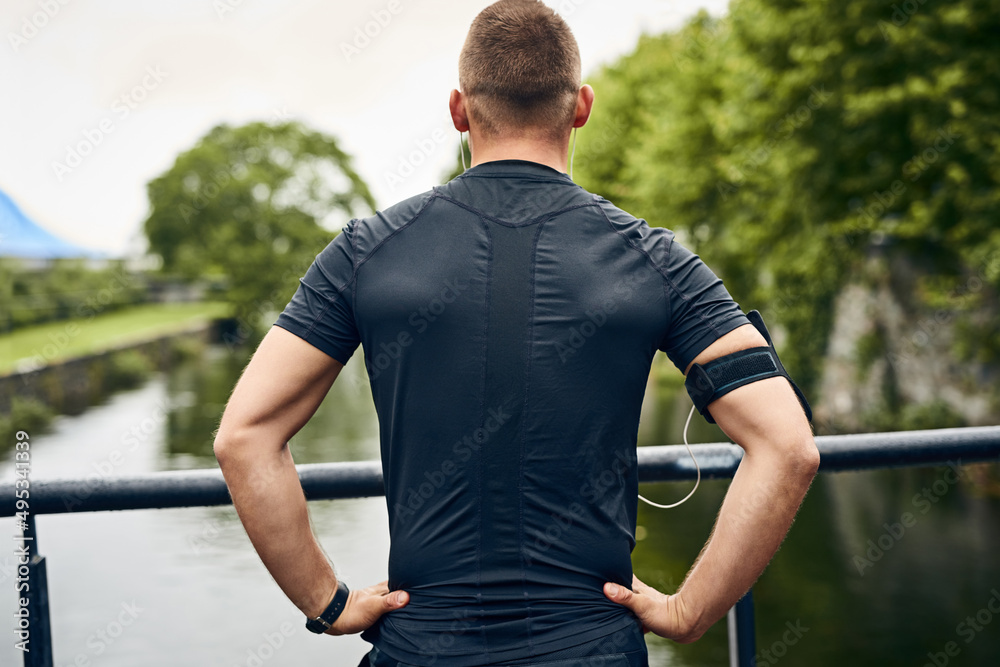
[470, 135, 571, 175]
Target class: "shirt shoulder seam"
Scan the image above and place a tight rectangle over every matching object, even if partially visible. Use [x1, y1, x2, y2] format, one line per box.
[594, 202, 726, 343]
[299, 193, 437, 339]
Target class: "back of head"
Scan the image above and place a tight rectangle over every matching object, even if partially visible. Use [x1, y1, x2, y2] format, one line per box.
[459, 0, 582, 144]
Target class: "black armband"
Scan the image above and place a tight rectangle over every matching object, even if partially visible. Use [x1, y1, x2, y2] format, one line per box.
[684, 310, 812, 424]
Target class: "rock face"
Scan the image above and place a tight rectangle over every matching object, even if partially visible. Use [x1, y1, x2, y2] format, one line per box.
[815, 249, 999, 434]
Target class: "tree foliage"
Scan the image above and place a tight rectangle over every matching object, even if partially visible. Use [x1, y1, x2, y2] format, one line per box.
[0, 259, 146, 333]
[144, 121, 375, 326]
[574, 0, 1000, 394]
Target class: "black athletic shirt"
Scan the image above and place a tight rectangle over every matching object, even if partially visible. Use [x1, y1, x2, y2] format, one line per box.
[275, 160, 749, 666]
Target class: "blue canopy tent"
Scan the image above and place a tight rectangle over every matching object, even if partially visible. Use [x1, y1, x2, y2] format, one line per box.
[0, 188, 103, 259]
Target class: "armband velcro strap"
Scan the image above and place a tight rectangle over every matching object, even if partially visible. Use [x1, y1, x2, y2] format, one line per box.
[685, 348, 782, 423]
[684, 310, 813, 424]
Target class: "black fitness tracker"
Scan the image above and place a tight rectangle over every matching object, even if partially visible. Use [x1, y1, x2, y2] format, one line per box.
[305, 580, 350, 634]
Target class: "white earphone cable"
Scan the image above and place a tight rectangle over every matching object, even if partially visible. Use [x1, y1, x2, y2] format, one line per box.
[569, 127, 577, 180]
[638, 404, 701, 509]
[460, 131, 468, 172]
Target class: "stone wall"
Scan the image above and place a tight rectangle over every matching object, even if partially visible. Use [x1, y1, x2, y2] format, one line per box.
[815, 251, 999, 433]
[0, 323, 215, 416]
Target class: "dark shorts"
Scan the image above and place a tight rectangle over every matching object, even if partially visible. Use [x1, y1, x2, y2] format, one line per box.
[360, 622, 648, 667]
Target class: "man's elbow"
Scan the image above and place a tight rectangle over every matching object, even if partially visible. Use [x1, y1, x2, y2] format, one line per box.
[751, 417, 820, 481]
[735, 412, 820, 478]
[213, 430, 231, 466]
[213, 423, 286, 468]
[785, 431, 821, 480]
[213, 425, 246, 467]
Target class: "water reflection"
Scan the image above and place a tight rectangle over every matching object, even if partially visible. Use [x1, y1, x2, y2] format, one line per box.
[162, 344, 381, 466]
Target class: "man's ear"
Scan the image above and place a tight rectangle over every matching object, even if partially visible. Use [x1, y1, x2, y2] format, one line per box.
[450, 89, 470, 133]
[573, 84, 595, 129]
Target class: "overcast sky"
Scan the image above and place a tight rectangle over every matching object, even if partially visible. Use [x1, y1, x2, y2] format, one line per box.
[2, 0, 727, 256]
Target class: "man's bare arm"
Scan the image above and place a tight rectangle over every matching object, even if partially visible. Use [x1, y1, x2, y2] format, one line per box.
[213, 326, 408, 634]
[604, 323, 820, 642]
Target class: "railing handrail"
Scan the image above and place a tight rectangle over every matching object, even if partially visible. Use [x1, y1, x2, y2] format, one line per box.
[4, 425, 999, 516]
[7, 424, 999, 667]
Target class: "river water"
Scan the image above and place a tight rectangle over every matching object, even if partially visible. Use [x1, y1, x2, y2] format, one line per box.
[1, 343, 998, 666]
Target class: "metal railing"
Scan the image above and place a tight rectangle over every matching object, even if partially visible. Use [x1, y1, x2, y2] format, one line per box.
[3, 425, 1000, 667]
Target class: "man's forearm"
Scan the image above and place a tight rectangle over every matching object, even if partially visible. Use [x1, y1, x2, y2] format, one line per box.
[673, 440, 819, 641]
[216, 440, 337, 619]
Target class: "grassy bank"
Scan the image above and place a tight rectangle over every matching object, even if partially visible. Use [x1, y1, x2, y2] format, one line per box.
[0, 302, 229, 375]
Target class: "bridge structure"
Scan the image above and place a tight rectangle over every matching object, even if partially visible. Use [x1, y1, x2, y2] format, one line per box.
[3, 425, 1000, 667]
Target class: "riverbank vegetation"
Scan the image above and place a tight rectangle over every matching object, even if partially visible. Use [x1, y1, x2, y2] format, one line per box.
[0, 301, 227, 375]
[0, 258, 147, 334]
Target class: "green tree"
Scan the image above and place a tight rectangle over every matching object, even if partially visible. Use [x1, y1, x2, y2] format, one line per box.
[144, 121, 375, 332]
[575, 0, 1000, 397]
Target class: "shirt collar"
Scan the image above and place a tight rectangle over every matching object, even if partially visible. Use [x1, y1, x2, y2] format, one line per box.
[459, 159, 575, 183]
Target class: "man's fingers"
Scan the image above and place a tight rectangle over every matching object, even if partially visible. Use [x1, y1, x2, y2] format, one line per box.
[604, 582, 645, 614]
[631, 575, 656, 596]
[384, 590, 409, 610]
[362, 589, 409, 620]
[327, 587, 409, 635]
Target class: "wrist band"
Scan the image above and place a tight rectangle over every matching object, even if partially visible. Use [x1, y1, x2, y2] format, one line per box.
[305, 580, 350, 634]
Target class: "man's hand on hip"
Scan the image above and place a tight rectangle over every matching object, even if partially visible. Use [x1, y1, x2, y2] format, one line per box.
[324, 580, 410, 636]
[603, 575, 696, 643]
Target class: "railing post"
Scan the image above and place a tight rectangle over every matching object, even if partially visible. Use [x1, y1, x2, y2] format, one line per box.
[727, 589, 756, 667]
[20, 514, 53, 667]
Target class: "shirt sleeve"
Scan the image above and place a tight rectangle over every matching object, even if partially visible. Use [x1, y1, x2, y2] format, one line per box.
[273, 223, 361, 365]
[658, 236, 750, 372]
